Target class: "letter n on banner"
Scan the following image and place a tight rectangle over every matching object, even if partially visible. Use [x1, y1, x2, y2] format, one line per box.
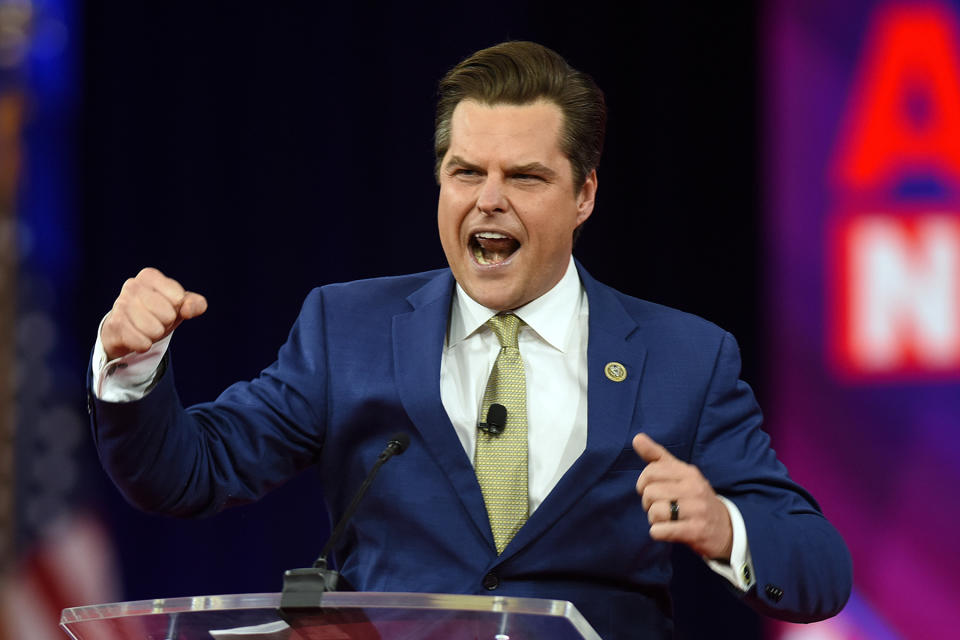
[829, 209, 960, 379]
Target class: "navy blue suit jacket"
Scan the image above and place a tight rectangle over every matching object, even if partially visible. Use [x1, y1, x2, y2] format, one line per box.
[91, 263, 851, 639]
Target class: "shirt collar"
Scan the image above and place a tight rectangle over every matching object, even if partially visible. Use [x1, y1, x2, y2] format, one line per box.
[448, 257, 582, 352]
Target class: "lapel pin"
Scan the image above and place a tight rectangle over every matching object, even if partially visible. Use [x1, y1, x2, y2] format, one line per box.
[604, 361, 627, 382]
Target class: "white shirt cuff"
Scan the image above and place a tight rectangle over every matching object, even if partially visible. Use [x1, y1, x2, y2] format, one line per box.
[704, 495, 755, 592]
[92, 313, 172, 403]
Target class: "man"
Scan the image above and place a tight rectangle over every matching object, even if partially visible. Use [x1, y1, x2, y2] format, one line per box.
[90, 42, 851, 639]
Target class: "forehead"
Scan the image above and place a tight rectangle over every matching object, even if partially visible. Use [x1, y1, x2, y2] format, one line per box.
[447, 99, 566, 164]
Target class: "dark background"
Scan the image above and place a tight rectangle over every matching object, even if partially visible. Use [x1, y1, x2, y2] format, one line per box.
[79, 3, 763, 638]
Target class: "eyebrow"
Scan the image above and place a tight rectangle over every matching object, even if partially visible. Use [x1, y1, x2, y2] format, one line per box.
[444, 155, 481, 172]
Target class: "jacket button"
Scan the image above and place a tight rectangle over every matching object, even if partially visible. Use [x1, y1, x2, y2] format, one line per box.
[482, 572, 499, 590]
[764, 584, 784, 602]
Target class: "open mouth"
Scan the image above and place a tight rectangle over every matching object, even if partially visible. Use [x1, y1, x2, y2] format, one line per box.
[470, 231, 521, 265]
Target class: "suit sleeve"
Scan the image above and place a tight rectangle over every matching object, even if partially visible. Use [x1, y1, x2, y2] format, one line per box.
[89, 288, 330, 517]
[691, 331, 852, 622]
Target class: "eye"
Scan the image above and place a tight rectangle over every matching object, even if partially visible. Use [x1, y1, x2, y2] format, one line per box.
[512, 173, 543, 182]
[450, 168, 481, 179]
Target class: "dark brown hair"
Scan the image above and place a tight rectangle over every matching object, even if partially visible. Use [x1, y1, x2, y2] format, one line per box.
[435, 41, 606, 191]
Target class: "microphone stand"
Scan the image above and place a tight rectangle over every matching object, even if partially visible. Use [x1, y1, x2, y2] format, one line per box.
[279, 433, 409, 613]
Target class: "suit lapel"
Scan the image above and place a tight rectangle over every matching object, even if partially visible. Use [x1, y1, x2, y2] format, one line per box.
[392, 271, 493, 546]
[391, 265, 649, 560]
[498, 263, 648, 562]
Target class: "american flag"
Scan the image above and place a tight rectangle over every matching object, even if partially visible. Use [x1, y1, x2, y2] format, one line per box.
[0, 2, 121, 639]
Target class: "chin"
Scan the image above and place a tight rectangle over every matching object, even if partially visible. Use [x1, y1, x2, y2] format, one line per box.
[465, 283, 521, 311]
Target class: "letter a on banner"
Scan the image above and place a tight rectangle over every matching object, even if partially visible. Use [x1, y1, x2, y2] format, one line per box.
[833, 5, 960, 189]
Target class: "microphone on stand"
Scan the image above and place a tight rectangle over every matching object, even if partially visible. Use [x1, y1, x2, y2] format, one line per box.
[279, 432, 410, 613]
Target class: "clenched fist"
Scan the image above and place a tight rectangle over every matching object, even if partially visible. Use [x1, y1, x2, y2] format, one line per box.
[101, 267, 207, 361]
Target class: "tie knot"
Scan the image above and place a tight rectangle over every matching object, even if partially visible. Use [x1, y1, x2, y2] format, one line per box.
[486, 313, 522, 348]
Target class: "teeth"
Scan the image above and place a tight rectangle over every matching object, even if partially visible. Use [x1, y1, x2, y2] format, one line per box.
[472, 231, 518, 266]
[473, 244, 490, 264]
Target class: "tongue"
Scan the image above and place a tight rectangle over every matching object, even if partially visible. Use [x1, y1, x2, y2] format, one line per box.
[476, 236, 519, 264]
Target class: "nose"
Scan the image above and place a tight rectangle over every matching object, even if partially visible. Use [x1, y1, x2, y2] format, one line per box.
[476, 175, 508, 215]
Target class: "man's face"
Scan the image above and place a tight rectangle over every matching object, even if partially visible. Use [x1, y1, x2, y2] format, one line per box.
[437, 99, 597, 311]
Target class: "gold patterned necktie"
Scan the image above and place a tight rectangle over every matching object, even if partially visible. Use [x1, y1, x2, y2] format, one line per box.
[475, 313, 528, 554]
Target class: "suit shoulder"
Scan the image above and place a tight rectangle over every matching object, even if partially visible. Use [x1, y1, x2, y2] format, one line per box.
[301, 268, 452, 313]
[600, 288, 746, 388]
[607, 287, 732, 347]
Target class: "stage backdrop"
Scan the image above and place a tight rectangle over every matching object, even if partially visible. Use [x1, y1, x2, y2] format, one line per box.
[767, 1, 960, 638]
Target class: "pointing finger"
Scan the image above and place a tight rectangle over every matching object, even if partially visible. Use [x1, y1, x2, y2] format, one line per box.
[633, 433, 675, 464]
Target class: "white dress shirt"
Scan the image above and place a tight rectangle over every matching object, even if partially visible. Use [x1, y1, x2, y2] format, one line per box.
[92, 257, 753, 590]
[440, 257, 589, 515]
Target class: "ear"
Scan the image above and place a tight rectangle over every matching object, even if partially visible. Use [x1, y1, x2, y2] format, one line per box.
[575, 169, 598, 226]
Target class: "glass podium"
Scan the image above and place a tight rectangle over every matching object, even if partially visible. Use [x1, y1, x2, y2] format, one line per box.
[60, 592, 603, 640]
